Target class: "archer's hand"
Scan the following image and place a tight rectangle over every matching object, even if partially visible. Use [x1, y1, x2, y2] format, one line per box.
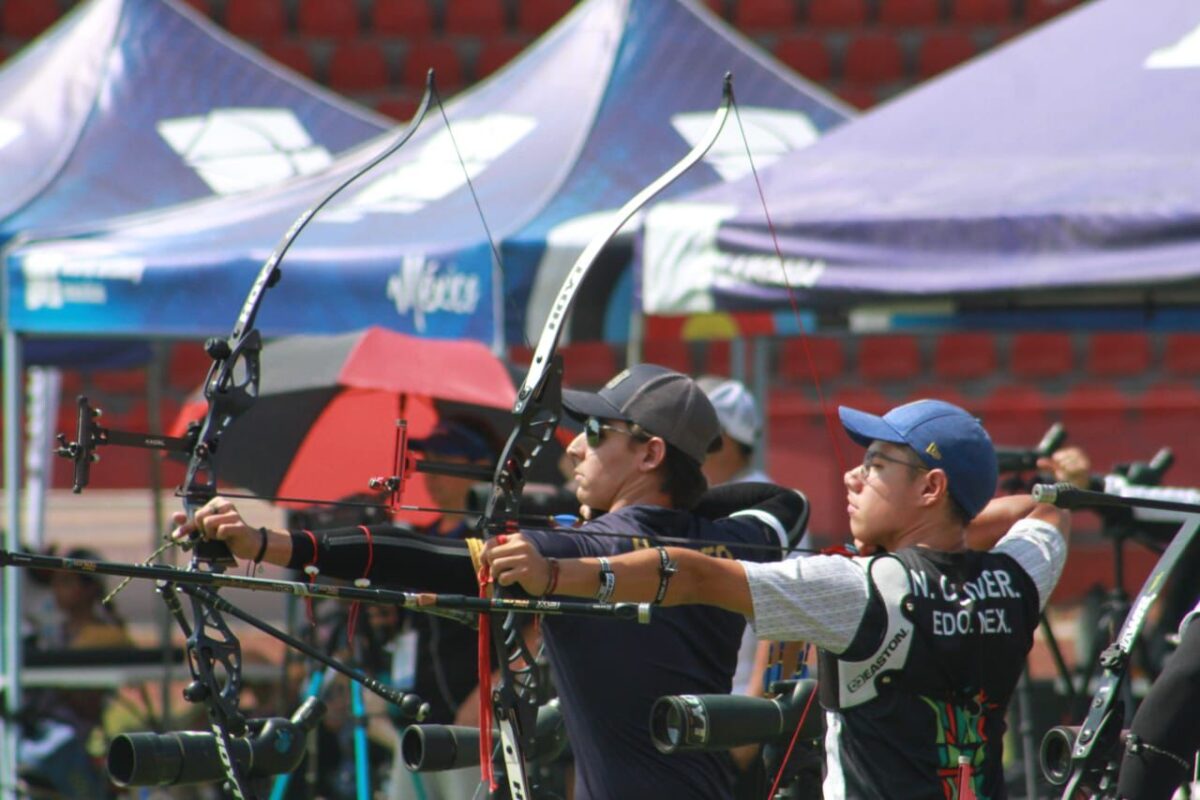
[482, 533, 551, 596]
[1038, 446, 1092, 489]
[170, 497, 261, 561]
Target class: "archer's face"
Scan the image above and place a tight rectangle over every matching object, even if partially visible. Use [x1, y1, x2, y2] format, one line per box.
[566, 420, 647, 513]
[844, 441, 929, 550]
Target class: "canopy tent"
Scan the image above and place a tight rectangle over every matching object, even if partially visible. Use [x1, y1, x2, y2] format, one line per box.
[4, 0, 850, 349]
[0, 0, 387, 364]
[640, 0, 1200, 324]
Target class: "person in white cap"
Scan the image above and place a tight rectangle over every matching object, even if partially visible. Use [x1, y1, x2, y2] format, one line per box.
[698, 376, 771, 486]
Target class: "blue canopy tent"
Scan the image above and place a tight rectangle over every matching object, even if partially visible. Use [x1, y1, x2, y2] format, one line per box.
[4, 0, 850, 351]
[640, 0, 1200, 329]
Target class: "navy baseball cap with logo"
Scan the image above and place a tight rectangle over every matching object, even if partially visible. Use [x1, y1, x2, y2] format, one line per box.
[839, 399, 998, 520]
[561, 363, 720, 465]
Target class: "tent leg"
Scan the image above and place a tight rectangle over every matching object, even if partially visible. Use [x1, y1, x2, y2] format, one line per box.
[2, 331, 25, 800]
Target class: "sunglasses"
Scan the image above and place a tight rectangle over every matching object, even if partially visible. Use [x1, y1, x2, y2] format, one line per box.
[584, 416, 648, 449]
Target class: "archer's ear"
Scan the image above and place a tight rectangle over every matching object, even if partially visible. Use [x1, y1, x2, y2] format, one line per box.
[639, 436, 668, 473]
[921, 468, 951, 509]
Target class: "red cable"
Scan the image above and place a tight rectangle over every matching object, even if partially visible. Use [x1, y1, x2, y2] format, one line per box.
[346, 525, 374, 645]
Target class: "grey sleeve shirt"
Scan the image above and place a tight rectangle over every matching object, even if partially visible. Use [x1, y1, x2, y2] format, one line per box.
[742, 517, 1068, 653]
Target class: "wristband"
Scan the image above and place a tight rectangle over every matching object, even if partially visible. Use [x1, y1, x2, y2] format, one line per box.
[653, 546, 677, 605]
[253, 527, 269, 564]
[543, 558, 560, 597]
[595, 557, 616, 603]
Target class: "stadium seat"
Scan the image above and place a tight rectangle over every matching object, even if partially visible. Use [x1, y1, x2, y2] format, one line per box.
[844, 32, 905, 84]
[642, 340, 694, 374]
[2, 0, 62, 38]
[831, 385, 890, 415]
[806, 0, 869, 27]
[516, 0, 574, 33]
[262, 40, 316, 79]
[857, 334, 921, 382]
[1163, 333, 1200, 377]
[778, 336, 846, 383]
[476, 37, 529, 79]
[1009, 332, 1074, 379]
[878, 0, 940, 27]
[371, 0, 434, 38]
[1084, 332, 1151, 378]
[168, 342, 213, 393]
[375, 94, 419, 121]
[1137, 382, 1200, 415]
[732, 0, 796, 30]
[297, 0, 359, 38]
[561, 342, 619, 388]
[700, 341, 732, 376]
[87, 369, 148, 395]
[933, 332, 997, 381]
[403, 41, 465, 90]
[702, 0, 729, 19]
[328, 41, 389, 93]
[773, 35, 833, 82]
[224, 0, 287, 40]
[1057, 383, 1137, 471]
[444, 0, 507, 37]
[182, 0, 212, 17]
[1025, 0, 1081, 23]
[916, 31, 977, 78]
[834, 83, 878, 110]
[904, 384, 972, 412]
[952, 0, 1013, 24]
[978, 384, 1051, 447]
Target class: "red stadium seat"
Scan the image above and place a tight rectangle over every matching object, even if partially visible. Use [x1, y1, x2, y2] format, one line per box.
[2, 0, 62, 38]
[371, 0, 434, 38]
[1058, 383, 1136, 470]
[1137, 382, 1200, 415]
[778, 336, 846, 383]
[1136, 384, 1200, 470]
[328, 41, 389, 93]
[916, 31, 977, 78]
[806, 0, 868, 27]
[476, 37, 529, 79]
[1009, 333, 1074, 379]
[834, 83, 879, 110]
[702, 0, 729, 19]
[516, 0, 574, 33]
[561, 342, 619, 388]
[732, 0, 796, 30]
[1163, 333, 1200, 377]
[642, 340, 694, 374]
[376, 93, 419, 121]
[844, 33, 905, 84]
[1025, 0, 1081, 23]
[1084, 332, 1151, 378]
[978, 384, 1051, 446]
[773, 35, 832, 82]
[933, 333, 997, 381]
[857, 334, 921, 382]
[953, 0, 1013, 24]
[87, 368, 147, 395]
[444, 0, 507, 36]
[701, 341, 731, 376]
[224, 0, 287, 40]
[403, 41, 465, 90]
[831, 385, 890, 415]
[261, 40, 316, 79]
[904, 384, 971, 412]
[297, 0, 360, 38]
[182, 0, 213, 17]
[878, 0, 940, 27]
[168, 342, 213, 393]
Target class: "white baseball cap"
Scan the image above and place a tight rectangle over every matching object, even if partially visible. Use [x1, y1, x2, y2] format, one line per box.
[701, 378, 761, 447]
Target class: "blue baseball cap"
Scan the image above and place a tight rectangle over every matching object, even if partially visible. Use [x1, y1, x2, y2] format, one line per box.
[839, 399, 997, 520]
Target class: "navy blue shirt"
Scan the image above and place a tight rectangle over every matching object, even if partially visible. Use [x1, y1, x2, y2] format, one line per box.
[523, 505, 785, 800]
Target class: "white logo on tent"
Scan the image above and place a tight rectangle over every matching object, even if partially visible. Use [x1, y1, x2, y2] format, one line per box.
[386, 254, 481, 333]
[670, 108, 819, 181]
[20, 248, 145, 311]
[0, 119, 22, 152]
[328, 114, 536, 220]
[157, 109, 333, 195]
[1145, 21, 1200, 69]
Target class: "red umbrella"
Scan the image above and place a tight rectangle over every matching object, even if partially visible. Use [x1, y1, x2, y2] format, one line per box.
[171, 327, 516, 524]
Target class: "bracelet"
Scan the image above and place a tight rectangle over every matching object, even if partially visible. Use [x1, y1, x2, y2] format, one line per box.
[653, 547, 677, 605]
[595, 557, 616, 603]
[253, 527, 269, 564]
[543, 558, 560, 597]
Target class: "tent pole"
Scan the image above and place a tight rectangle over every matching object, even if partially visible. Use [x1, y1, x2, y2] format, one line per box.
[752, 338, 770, 476]
[2, 330, 25, 800]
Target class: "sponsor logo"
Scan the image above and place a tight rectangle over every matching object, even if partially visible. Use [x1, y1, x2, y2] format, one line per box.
[386, 256, 481, 333]
[925, 442, 942, 460]
[846, 627, 909, 692]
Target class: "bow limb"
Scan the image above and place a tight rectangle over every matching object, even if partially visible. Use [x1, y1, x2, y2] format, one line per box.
[477, 75, 735, 800]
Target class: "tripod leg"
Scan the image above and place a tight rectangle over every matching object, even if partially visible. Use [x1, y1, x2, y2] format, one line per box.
[1015, 666, 1040, 800]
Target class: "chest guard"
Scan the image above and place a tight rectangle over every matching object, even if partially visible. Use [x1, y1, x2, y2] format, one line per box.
[819, 555, 915, 710]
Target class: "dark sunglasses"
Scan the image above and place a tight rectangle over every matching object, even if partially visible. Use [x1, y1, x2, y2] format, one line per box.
[584, 416, 647, 449]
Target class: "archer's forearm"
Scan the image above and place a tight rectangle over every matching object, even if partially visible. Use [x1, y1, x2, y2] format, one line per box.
[554, 548, 754, 616]
[966, 495, 1040, 550]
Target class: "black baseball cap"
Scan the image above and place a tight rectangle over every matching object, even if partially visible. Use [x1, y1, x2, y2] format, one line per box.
[562, 364, 720, 464]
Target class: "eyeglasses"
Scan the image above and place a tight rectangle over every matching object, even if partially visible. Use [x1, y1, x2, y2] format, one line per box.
[860, 449, 929, 475]
[584, 416, 647, 449]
